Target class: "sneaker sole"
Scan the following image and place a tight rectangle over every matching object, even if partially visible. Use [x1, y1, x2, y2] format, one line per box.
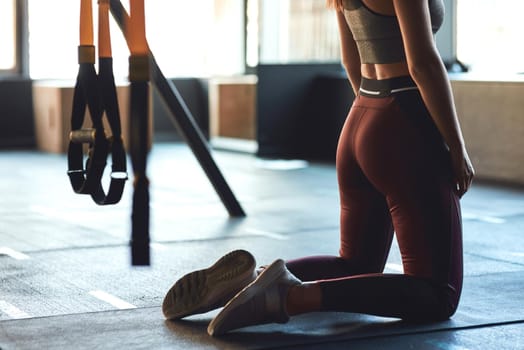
[208, 259, 285, 336]
[162, 249, 256, 320]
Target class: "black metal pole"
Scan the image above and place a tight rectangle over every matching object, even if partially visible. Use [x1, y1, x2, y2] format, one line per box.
[149, 61, 246, 217]
[109, 0, 246, 217]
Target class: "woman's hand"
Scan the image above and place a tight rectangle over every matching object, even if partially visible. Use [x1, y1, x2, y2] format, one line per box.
[449, 145, 475, 198]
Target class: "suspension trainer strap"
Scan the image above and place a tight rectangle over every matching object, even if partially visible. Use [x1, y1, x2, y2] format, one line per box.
[67, 0, 127, 205]
[91, 0, 128, 205]
[109, 0, 246, 217]
[68, 0, 108, 195]
[128, 0, 150, 265]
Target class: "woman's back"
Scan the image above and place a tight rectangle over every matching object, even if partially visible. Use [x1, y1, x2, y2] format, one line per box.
[339, 0, 444, 79]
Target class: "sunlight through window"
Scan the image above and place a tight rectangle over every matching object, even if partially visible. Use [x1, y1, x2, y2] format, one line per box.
[28, 0, 244, 80]
[0, 0, 16, 71]
[457, 0, 524, 74]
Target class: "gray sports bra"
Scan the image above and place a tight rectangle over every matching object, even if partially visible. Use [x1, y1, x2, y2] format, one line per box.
[342, 0, 444, 64]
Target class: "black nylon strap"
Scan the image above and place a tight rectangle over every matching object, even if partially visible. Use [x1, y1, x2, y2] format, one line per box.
[128, 57, 150, 266]
[130, 175, 150, 265]
[67, 56, 108, 195]
[67, 53, 127, 205]
[90, 57, 128, 205]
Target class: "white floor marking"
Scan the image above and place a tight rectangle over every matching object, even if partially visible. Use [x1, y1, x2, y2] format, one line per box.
[462, 212, 506, 224]
[0, 247, 30, 260]
[0, 300, 31, 319]
[245, 228, 289, 240]
[150, 242, 167, 251]
[385, 263, 404, 272]
[254, 159, 309, 170]
[89, 290, 137, 310]
[510, 252, 524, 257]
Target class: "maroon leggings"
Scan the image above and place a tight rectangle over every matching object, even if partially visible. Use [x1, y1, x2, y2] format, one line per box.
[286, 76, 463, 321]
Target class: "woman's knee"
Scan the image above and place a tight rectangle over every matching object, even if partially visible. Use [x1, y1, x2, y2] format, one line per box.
[405, 282, 460, 322]
[434, 283, 460, 320]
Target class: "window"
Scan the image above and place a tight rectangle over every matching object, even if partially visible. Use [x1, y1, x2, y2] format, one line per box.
[27, 0, 245, 80]
[0, 0, 17, 72]
[248, 0, 340, 66]
[457, 0, 524, 74]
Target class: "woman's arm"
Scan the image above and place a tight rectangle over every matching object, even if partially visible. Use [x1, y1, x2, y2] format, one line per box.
[336, 10, 361, 95]
[393, 0, 474, 196]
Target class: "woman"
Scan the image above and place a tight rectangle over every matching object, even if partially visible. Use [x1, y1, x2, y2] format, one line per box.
[163, 0, 475, 336]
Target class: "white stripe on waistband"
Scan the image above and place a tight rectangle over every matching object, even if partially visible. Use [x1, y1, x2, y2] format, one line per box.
[360, 86, 418, 95]
[359, 87, 381, 95]
[390, 86, 418, 93]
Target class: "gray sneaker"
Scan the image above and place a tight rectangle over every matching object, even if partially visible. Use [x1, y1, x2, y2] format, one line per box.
[162, 249, 257, 320]
[208, 258, 301, 336]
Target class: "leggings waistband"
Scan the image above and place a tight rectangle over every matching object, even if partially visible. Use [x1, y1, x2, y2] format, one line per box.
[360, 76, 418, 97]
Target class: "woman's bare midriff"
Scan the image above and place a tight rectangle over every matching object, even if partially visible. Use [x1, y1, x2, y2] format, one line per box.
[356, 1, 410, 80]
[361, 62, 410, 80]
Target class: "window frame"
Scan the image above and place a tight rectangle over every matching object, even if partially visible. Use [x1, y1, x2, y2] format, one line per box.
[0, 0, 29, 77]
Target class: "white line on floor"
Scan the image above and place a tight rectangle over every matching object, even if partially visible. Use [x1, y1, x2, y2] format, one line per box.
[89, 290, 137, 310]
[150, 242, 167, 251]
[462, 212, 506, 224]
[385, 263, 404, 272]
[245, 228, 289, 240]
[0, 247, 30, 260]
[255, 159, 309, 170]
[0, 300, 31, 319]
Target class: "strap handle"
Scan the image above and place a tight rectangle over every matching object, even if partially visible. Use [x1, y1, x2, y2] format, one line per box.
[68, 0, 127, 205]
[92, 0, 128, 204]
